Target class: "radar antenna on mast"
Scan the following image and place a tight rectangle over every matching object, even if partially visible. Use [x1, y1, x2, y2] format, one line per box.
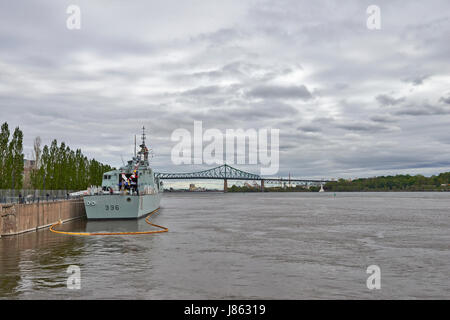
[141, 126, 146, 145]
[138, 126, 151, 162]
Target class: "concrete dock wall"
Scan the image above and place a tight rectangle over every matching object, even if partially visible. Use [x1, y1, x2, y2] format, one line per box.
[0, 200, 86, 237]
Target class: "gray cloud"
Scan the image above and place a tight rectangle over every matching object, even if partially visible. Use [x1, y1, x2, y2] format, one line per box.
[439, 95, 450, 104]
[376, 94, 406, 107]
[297, 126, 322, 133]
[0, 0, 450, 179]
[335, 121, 394, 133]
[395, 103, 450, 116]
[180, 85, 223, 96]
[247, 85, 312, 100]
[403, 75, 430, 86]
[369, 115, 398, 123]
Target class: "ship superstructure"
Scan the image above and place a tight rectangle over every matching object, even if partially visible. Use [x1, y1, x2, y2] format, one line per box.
[83, 127, 163, 219]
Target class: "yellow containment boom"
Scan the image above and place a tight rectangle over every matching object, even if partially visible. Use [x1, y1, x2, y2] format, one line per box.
[50, 208, 168, 236]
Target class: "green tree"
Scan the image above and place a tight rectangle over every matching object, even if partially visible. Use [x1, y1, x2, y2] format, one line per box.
[8, 127, 24, 190]
[0, 122, 10, 189]
[3, 126, 113, 191]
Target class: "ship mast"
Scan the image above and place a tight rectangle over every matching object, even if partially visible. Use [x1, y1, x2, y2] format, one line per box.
[139, 126, 149, 162]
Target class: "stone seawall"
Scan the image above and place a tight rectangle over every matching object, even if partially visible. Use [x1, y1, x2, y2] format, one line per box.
[0, 200, 86, 237]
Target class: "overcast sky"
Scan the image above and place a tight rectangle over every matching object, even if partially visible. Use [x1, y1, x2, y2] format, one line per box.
[1, 0, 449, 179]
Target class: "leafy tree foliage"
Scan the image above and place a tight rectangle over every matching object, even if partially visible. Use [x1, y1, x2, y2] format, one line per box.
[0, 122, 10, 189]
[30, 139, 113, 190]
[228, 184, 318, 192]
[324, 173, 450, 192]
[0, 123, 24, 190]
[1, 121, 112, 191]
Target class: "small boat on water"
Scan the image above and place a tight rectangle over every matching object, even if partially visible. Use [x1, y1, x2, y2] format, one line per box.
[83, 128, 163, 219]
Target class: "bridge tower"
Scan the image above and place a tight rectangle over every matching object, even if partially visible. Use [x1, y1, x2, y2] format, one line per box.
[223, 163, 228, 192]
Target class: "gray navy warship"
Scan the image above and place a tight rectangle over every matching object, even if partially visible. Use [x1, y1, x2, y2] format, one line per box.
[83, 128, 162, 219]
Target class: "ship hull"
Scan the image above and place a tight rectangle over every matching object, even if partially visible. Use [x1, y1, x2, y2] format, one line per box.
[84, 193, 161, 219]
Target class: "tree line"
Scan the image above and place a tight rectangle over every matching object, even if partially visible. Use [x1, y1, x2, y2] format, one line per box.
[0, 121, 113, 191]
[0, 122, 24, 190]
[324, 172, 450, 192]
[228, 184, 321, 192]
[30, 138, 113, 190]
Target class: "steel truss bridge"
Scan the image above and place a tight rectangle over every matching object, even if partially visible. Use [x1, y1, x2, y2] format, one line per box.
[155, 164, 331, 191]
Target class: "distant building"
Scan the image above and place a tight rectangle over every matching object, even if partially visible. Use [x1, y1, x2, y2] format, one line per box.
[23, 159, 37, 188]
[243, 182, 260, 189]
[24, 159, 36, 169]
[188, 183, 206, 191]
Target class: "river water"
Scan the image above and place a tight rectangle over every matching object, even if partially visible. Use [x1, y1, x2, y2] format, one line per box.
[1, 192, 449, 299]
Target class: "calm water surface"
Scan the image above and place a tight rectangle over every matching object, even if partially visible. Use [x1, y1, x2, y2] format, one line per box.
[1, 192, 449, 299]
